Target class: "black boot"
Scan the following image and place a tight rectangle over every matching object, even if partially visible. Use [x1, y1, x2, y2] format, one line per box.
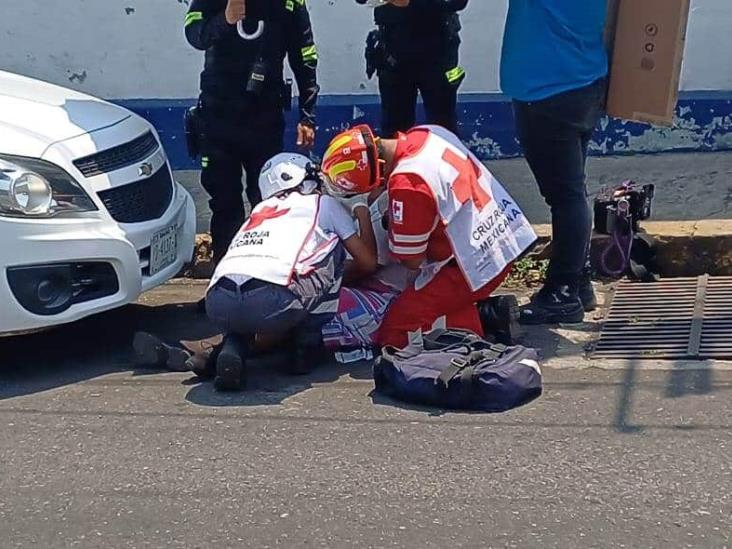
[478, 295, 521, 346]
[578, 269, 598, 312]
[519, 285, 585, 325]
[285, 343, 323, 376]
[187, 343, 220, 380]
[214, 334, 250, 391]
[132, 332, 192, 372]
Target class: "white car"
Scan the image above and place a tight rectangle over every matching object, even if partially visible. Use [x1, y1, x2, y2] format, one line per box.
[0, 71, 196, 335]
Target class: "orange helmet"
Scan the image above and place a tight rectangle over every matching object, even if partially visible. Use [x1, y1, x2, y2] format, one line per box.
[321, 124, 382, 197]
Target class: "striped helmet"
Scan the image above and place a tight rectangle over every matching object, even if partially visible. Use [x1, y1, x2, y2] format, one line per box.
[321, 124, 382, 197]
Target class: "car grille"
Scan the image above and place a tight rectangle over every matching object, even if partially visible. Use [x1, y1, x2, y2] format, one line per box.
[73, 132, 159, 177]
[97, 166, 173, 223]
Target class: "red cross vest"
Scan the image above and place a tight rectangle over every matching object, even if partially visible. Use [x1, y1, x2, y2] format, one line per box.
[209, 192, 338, 288]
[390, 125, 537, 291]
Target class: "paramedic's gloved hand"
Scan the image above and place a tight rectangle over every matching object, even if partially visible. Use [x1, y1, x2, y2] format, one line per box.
[296, 122, 316, 150]
[225, 0, 247, 25]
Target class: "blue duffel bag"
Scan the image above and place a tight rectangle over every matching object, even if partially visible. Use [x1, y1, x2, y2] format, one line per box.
[373, 329, 542, 412]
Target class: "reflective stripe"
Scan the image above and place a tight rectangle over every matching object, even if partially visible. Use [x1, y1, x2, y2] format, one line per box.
[285, 0, 295, 11]
[389, 242, 428, 255]
[445, 66, 465, 83]
[185, 11, 203, 27]
[201, 156, 209, 168]
[301, 45, 318, 62]
[391, 231, 432, 244]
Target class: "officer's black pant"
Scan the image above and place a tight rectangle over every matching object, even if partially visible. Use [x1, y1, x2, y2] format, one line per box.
[200, 99, 285, 264]
[378, 43, 463, 137]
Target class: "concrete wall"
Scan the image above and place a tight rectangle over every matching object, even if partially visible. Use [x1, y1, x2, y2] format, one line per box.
[2, 0, 731, 166]
[2, 0, 731, 99]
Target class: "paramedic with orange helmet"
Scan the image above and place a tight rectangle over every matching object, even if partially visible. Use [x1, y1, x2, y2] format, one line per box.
[322, 124, 537, 348]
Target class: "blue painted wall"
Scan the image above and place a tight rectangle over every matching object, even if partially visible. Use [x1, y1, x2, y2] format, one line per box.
[118, 92, 732, 171]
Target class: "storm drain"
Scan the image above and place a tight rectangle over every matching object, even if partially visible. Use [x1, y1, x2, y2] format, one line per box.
[593, 276, 732, 360]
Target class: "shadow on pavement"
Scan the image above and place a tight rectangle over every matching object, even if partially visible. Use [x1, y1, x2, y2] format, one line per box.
[184, 355, 373, 407]
[0, 300, 220, 401]
[665, 365, 714, 398]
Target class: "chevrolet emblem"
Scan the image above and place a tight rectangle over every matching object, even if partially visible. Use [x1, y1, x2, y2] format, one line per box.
[138, 162, 154, 177]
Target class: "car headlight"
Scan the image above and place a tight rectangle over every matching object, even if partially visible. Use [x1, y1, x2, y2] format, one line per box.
[0, 155, 97, 218]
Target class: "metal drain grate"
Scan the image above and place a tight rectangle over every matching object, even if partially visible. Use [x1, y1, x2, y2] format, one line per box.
[594, 276, 732, 360]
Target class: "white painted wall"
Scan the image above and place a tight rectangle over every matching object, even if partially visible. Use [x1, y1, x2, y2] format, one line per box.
[1, 0, 730, 99]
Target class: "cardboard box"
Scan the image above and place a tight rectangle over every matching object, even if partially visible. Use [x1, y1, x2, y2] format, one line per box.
[606, 0, 691, 126]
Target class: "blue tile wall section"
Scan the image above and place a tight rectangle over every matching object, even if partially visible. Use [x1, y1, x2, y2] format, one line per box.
[116, 92, 732, 171]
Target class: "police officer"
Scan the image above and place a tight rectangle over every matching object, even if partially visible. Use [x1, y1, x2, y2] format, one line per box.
[362, 0, 468, 137]
[185, 0, 320, 264]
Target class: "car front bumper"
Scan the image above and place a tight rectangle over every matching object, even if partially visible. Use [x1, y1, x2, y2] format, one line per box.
[0, 182, 195, 335]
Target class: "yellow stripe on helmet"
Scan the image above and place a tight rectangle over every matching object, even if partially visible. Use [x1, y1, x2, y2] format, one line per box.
[328, 160, 358, 180]
[324, 135, 353, 162]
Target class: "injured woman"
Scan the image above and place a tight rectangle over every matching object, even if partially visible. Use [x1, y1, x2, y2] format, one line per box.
[321, 189, 409, 357]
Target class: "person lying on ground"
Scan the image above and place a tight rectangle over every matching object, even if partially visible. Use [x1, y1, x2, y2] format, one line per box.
[321, 124, 537, 349]
[321, 188, 412, 353]
[134, 153, 377, 391]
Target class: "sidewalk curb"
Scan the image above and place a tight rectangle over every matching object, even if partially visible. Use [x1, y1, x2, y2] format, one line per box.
[531, 220, 732, 277]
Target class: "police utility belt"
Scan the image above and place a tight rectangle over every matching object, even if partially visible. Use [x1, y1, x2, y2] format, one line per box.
[365, 18, 461, 78]
[183, 75, 293, 160]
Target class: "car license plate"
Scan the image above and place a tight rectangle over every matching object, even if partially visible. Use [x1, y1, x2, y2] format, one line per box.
[149, 226, 178, 276]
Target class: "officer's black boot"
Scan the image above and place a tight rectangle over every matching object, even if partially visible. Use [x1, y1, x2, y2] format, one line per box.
[578, 268, 598, 312]
[478, 295, 521, 346]
[519, 284, 585, 325]
[214, 334, 250, 391]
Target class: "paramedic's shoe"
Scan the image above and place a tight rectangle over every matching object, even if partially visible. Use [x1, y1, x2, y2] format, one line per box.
[519, 286, 585, 325]
[579, 273, 598, 312]
[132, 332, 191, 372]
[214, 334, 249, 391]
[478, 295, 521, 346]
[188, 344, 220, 381]
[287, 344, 322, 376]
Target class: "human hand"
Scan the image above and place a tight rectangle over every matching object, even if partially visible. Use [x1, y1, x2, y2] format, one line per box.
[296, 122, 316, 149]
[385, 0, 410, 6]
[225, 0, 246, 25]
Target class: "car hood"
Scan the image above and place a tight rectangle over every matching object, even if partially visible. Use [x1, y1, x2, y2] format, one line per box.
[0, 70, 130, 158]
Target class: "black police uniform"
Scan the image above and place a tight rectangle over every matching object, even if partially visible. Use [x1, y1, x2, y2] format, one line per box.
[185, 0, 319, 263]
[370, 0, 468, 137]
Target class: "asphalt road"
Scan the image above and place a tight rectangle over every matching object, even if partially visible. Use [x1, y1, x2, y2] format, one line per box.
[1, 284, 730, 548]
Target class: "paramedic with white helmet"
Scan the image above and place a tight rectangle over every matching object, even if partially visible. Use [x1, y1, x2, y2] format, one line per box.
[204, 152, 377, 391]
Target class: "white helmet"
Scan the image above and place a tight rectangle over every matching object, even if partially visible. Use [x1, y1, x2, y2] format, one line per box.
[258, 153, 319, 200]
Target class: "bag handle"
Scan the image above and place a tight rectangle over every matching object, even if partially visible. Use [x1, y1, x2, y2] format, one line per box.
[435, 344, 506, 388]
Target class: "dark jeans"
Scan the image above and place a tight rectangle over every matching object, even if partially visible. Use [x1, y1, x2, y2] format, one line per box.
[200, 97, 285, 263]
[378, 41, 463, 137]
[206, 244, 345, 348]
[513, 78, 606, 288]
[206, 279, 331, 349]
